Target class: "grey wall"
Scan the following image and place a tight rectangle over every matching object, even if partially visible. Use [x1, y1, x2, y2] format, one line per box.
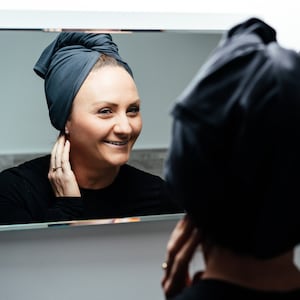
[0, 30, 221, 154]
[0, 216, 193, 300]
[1, 217, 300, 300]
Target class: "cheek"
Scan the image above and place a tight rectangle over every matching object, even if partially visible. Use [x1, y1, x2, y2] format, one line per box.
[132, 118, 143, 136]
[70, 119, 107, 141]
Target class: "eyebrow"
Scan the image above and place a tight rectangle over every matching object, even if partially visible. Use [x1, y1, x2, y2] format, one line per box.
[92, 99, 141, 107]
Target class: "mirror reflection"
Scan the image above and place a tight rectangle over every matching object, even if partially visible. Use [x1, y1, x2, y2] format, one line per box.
[0, 29, 222, 229]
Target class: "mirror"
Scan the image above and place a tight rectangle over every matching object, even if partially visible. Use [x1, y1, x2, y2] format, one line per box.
[0, 28, 222, 231]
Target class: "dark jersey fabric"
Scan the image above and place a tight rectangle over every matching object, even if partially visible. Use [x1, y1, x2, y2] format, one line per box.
[171, 279, 300, 300]
[0, 155, 181, 225]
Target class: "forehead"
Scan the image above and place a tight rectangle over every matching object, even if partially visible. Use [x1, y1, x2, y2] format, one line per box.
[85, 66, 136, 90]
[73, 66, 139, 107]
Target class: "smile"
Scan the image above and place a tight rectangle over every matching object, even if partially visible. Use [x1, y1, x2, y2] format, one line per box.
[105, 140, 128, 146]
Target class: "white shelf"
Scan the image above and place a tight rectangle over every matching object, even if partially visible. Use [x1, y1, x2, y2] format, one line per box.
[0, 10, 252, 32]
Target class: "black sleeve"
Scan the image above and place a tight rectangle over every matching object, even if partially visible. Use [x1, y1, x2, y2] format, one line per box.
[0, 171, 34, 225]
[0, 169, 83, 225]
[45, 197, 84, 222]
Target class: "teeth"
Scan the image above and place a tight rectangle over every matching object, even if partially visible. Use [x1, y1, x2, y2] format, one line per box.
[107, 141, 127, 145]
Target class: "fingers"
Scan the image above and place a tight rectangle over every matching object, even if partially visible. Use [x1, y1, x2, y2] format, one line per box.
[162, 215, 202, 298]
[164, 215, 195, 276]
[50, 137, 59, 172]
[48, 135, 81, 197]
[54, 135, 66, 172]
[61, 139, 72, 173]
[50, 135, 65, 172]
[167, 215, 195, 258]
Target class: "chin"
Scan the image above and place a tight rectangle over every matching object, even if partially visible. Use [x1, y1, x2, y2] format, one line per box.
[108, 154, 130, 167]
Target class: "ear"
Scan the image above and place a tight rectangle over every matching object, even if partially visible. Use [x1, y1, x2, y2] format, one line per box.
[65, 118, 71, 135]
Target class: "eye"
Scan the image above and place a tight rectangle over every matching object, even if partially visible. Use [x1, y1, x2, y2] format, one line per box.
[98, 107, 112, 115]
[127, 105, 140, 116]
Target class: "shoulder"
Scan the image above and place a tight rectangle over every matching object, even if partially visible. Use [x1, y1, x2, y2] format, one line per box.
[0, 155, 51, 200]
[170, 280, 229, 299]
[172, 280, 300, 299]
[0, 154, 50, 180]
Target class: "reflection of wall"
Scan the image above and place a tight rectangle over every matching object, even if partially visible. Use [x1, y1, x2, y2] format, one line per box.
[0, 30, 221, 154]
[0, 148, 168, 177]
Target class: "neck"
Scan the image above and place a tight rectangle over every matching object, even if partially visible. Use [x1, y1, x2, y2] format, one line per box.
[202, 246, 300, 291]
[70, 155, 120, 189]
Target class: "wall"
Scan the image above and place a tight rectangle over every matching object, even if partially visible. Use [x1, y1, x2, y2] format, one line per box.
[0, 215, 192, 300]
[1, 216, 300, 300]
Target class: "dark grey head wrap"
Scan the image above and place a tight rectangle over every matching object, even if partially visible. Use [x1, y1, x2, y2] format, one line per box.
[165, 18, 300, 259]
[34, 32, 133, 131]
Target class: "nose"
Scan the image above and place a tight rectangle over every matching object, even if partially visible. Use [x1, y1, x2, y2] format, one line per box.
[113, 114, 132, 135]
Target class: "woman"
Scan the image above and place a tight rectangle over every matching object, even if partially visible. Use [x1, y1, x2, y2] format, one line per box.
[0, 32, 181, 225]
[161, 18, 300, 299]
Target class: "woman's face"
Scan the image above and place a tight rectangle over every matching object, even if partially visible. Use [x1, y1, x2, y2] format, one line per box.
[66, 66, 142, 168]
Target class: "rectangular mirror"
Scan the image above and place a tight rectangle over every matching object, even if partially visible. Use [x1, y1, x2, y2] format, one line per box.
[0, 10, 237, 231]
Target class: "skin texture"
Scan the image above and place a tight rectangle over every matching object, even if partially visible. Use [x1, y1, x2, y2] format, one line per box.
[48, 65, 142, 196]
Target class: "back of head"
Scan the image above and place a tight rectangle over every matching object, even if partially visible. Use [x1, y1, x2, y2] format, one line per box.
[164, 18, 300, 259]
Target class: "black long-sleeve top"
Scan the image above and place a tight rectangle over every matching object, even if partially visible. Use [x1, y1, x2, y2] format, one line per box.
[171, 279, 300, 300]
[0, 155, 182, 225]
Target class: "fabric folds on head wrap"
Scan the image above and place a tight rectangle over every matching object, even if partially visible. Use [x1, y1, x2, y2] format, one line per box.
[164, 18, 300, 259]
[34, 32, 133, 131]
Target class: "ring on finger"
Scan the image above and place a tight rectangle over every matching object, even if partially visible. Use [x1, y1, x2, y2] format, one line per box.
[52, 166, 62, 172]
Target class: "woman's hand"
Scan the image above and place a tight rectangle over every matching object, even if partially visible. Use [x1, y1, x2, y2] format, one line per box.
[48, 134, 81, 197]
[161, 214, 202, 299]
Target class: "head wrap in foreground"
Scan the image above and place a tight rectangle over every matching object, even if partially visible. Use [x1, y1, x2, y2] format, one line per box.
[34, 32, 133, 131]
[164, 18, 300, 259]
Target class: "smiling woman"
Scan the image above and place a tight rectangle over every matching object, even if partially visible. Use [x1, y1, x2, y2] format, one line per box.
[0, 29, 222, 228]
[66, 62, 142, 180]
